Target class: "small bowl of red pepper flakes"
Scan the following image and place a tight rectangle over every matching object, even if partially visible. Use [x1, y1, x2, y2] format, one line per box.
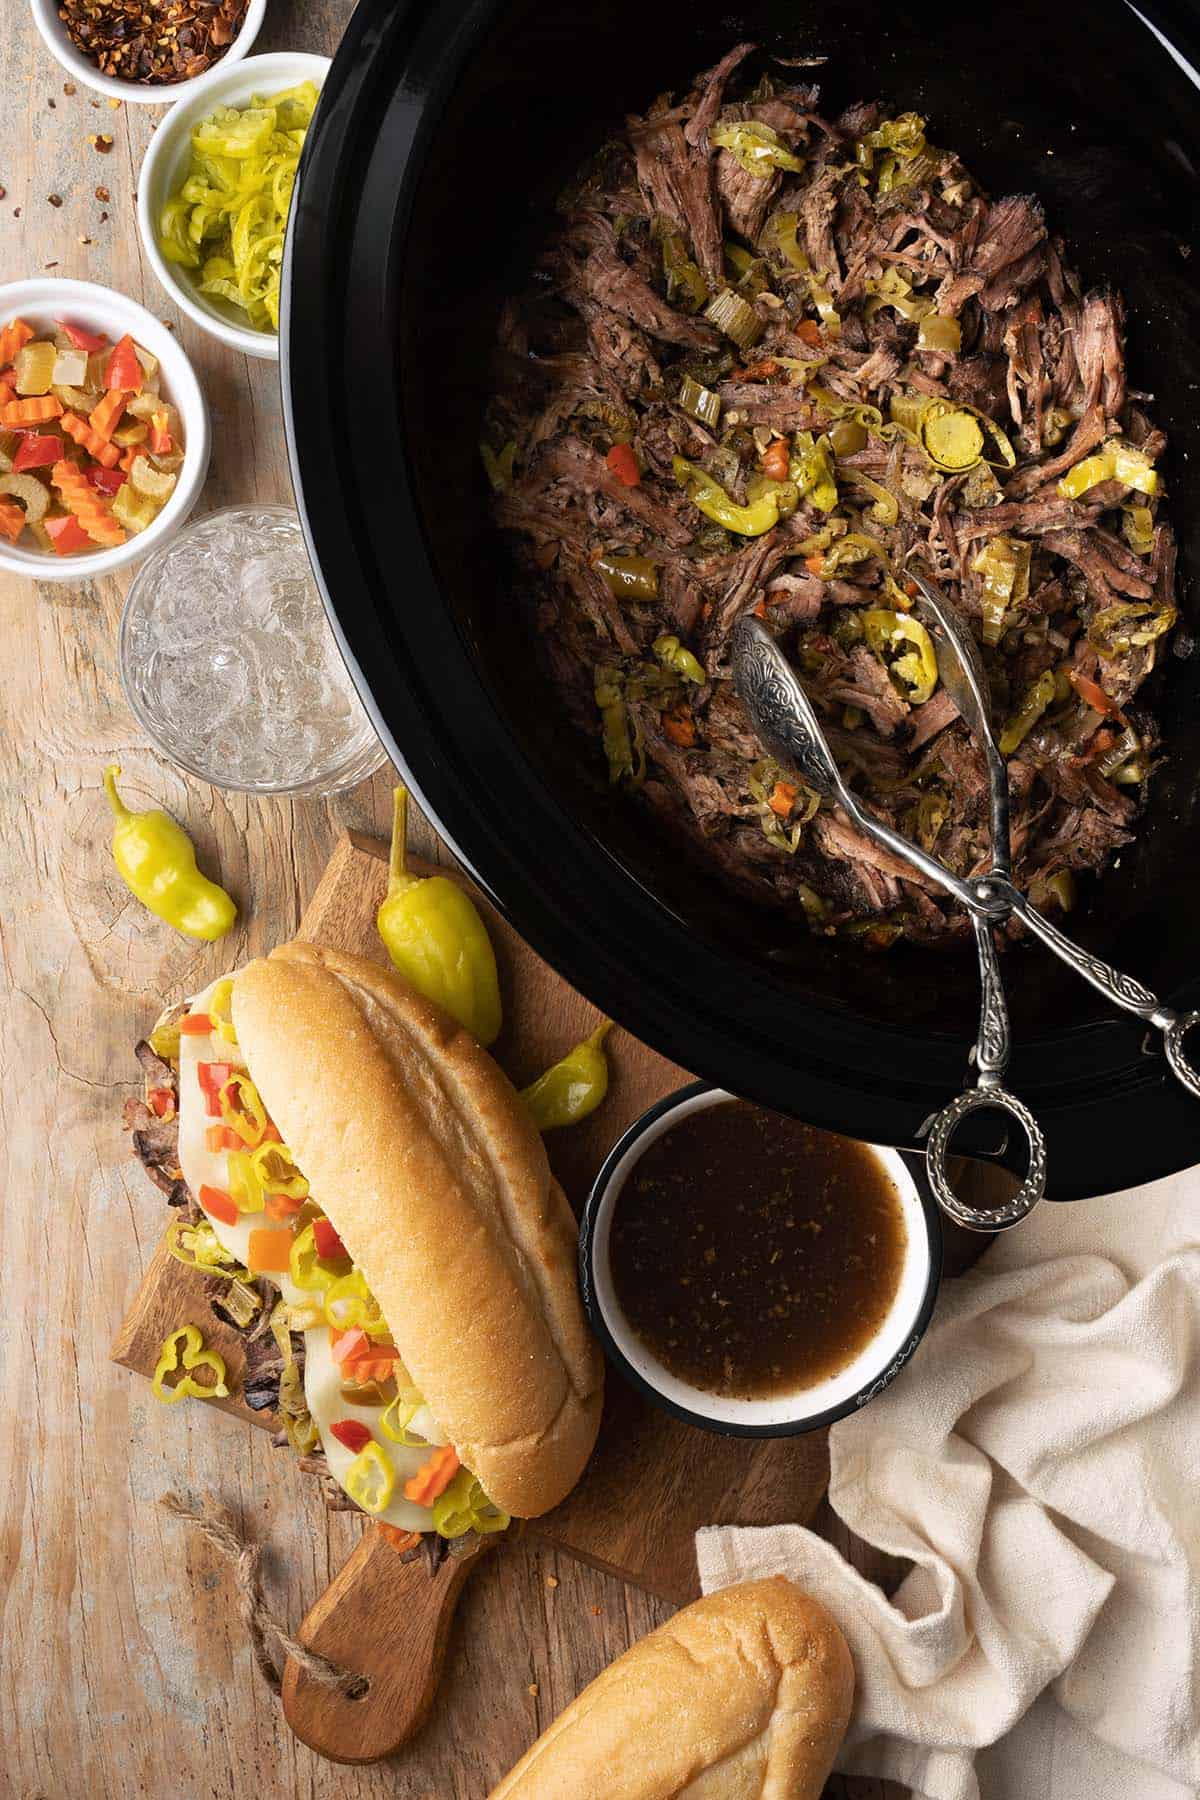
[30, 0, 267, 106]
[0, 277, 210, 581]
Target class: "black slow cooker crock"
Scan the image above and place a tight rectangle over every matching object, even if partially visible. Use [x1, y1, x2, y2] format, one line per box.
[283, 0, 1200, 1198]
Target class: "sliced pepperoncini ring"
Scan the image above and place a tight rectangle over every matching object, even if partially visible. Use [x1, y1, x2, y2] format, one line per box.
[324, 1268, 391, 1339]
[226, 1148, 266, 1213]
[289, 1222, 344, 1294]
[152, 1324, 230, 1404]
[165, 1217, 249, 1278]
[862, 609, 939, 706]
[250, 1141, 309, 1200]
[218, 1071, 268, 1147]
[343, 1441, 396, 1515]
[430, 1469, 510, 1540]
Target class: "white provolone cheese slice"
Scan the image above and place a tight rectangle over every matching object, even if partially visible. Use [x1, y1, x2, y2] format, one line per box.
[175, 973, 445, 1531]
[302, 1325, 438, 1532]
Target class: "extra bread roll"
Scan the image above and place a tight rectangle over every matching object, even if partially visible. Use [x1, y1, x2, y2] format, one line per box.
[489, 1577, 853, 1800]
[231, 942, 603, 1518]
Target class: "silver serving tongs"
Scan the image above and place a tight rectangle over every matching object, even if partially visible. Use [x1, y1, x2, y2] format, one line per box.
[732, 610, 1045, 1230]
[906, 561, 1200, 1098]
[733, 589, 1200, 1232]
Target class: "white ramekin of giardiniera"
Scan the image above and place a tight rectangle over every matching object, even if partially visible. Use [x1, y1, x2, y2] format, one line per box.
[137, 51, 331, 362]
[0, 278, 210, 583]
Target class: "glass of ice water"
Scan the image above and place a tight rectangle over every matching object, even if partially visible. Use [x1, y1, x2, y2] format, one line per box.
[119, 505, 387, 795]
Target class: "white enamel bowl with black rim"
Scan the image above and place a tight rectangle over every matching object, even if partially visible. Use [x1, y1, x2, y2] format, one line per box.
[580, 1084, 944, 1435]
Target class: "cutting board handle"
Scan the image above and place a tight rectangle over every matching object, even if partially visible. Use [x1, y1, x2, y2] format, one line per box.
[281, 1527, 489, 1765]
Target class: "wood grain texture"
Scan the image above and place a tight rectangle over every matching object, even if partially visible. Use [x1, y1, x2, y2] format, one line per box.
[112, 832, 831, 1622]
[283, 1534, 495, 1765]
[0, 3, 923, 1794]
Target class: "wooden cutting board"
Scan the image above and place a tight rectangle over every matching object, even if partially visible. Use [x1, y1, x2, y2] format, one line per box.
[112, 830, 832, 1762]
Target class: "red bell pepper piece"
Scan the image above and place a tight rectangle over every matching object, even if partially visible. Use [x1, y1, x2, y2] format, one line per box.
[312, 1217, 346, 1261]
[59, 319, 109, 353]
[199, 1184, 239, 1227]
[147, 1086, 176, 1119]
[605, 442, 641, 487]
[44, 514, 91, 554]
[86, 465, 127, 496]
[180, 1013, 214, 1035]
[196, 1059, 234, 1117]
[106, 333, 143, 393]
[330, 1328, 369, 1367]
[329, 1419, 373, 1454]
[12, 434, 61, 472]
[148, 409, 172, 456]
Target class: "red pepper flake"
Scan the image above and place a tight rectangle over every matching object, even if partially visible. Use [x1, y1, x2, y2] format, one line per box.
[95, 185, 110, 202]
[57, 0, 250, 86]
[0, 187, 6, 203]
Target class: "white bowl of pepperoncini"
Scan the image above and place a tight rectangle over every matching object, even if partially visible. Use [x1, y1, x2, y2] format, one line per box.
[580, 1085, 942, 1435]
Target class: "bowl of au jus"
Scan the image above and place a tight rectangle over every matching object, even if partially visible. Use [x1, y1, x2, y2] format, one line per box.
[581, 1085, 943, 1435]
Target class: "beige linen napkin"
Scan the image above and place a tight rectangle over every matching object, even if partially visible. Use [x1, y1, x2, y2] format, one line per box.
[696, 1170, 1200, 1800]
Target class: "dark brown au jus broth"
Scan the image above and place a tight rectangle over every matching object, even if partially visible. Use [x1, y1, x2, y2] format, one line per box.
[608, 1099, 908, 1400]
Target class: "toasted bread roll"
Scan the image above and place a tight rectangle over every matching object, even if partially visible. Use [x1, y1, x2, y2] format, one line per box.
[232, 942, 603, 1518]
[489, 1577, 853, 1799]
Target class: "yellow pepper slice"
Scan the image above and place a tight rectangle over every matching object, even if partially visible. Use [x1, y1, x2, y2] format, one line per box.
[672, 455, 780, 537]
[164, 1217, 249, 1278]
[431, 1469, 510, 1539]
[998, 668, 1058, 755]
[227, 1148, 265, 1213]
[862, 610, 940, 706]
[1058, 439, 1158, 501]
[218, 1071, 268, 1146]
[152, 1324, 230, 1404]
[250, 1141, 309, 1200]
[208, 977, 238, 1047]
[289, 1222, 340, 1294]
[652, 635, 706, 685]
[343, 1441, 395, 1514]
[973, 537, 1031, 646]
[379, 1389, 431, 1448]
[323, 1268, 391, 1339]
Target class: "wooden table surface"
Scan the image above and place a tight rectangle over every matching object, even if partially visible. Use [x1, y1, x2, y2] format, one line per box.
[0, 4, 904, 1795]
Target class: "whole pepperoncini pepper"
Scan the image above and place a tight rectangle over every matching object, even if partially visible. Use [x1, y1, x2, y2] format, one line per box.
[104, 766, 236, 942]
[521, 1022, 612, 1131]
[376, 786, 502, 1047]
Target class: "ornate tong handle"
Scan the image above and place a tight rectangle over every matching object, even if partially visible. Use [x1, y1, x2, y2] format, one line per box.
[923, 915, 1047, 1233]
[924, 1086, 1048, 1232]
[998, 883, 1200, 1100]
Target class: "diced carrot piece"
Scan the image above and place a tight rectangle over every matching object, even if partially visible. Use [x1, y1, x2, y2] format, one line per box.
[88, 388, 127, 443]
[246, 1228, 295, 1274]
[0, 319, 34, 366]
[0, 395, 63, 427]
[662, 707, 695, 748]
[605, 442, 641, 488]
[0, 498, 24, 544]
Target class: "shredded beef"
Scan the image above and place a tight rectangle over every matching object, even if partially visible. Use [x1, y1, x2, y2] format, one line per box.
[487, 47, 1177, 943]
